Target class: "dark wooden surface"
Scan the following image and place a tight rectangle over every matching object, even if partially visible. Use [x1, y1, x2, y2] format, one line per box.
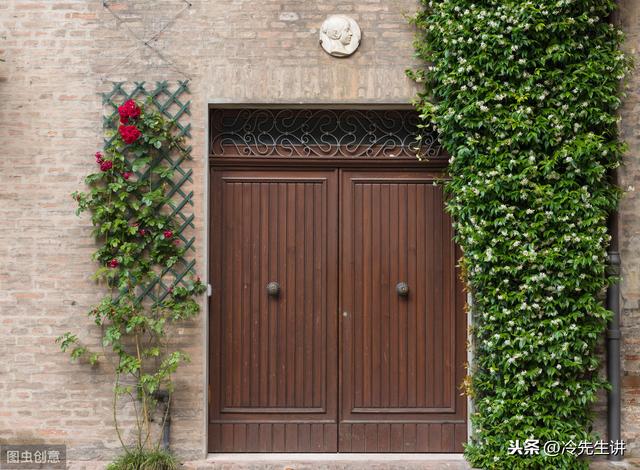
[209, 169, 339, 452]
[209, 168, 466, 453]
[339, 171, 467, 452]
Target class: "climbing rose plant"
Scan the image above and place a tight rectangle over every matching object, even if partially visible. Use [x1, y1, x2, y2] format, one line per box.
[57, 99, 205, 454]
[410, 1, 630, 468]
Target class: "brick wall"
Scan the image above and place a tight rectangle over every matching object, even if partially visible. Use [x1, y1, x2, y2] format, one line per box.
[1, 0, 639, 464]
[616, 0, 640, 458]
[0, 0, 421, 462]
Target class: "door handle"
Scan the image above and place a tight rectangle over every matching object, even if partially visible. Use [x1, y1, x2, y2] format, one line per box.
[266, 281, 280, 297]
[396, 282, 409, 297]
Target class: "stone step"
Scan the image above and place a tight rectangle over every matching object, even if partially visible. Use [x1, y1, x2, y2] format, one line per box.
[184, 454, 470, 470]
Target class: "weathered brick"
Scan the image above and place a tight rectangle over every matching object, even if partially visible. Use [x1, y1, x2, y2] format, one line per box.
[1, 0, 639, 466]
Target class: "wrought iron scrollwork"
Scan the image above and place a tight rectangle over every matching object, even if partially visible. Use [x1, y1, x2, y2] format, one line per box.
[209, 108, 442, 159]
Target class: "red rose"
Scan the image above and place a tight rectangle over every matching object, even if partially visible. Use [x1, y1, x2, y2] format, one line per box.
[138, 228, 147, 236]
[122, 172, 133, 180]
[118, 99, 141, 124]
[95, 152, 103, 163]
[119, 125, 141, 144]
[163, 230, 173, 239]
[100, 160, 113, 171]
[107, 259, 119, 268]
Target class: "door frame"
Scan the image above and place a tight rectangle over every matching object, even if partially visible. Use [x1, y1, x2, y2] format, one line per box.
[204, 103, 469, 454]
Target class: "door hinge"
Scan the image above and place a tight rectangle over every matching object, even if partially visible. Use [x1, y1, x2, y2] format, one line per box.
[207, 284, 212, 297]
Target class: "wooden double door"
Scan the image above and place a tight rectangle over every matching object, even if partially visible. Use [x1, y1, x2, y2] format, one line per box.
[209, 168, 467, 452]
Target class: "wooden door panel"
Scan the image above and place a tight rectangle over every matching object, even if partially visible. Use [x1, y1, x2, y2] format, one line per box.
[339, 171, 466, 452]
[209, 169, 338, 452]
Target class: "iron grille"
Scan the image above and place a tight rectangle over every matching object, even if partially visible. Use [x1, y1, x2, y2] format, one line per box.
[209, 108, 442, 159]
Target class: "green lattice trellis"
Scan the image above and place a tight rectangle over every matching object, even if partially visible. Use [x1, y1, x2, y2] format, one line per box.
[102, 81, 195, 303]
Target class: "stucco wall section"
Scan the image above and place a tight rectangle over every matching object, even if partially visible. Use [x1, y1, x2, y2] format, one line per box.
[0, 0, 421, 462]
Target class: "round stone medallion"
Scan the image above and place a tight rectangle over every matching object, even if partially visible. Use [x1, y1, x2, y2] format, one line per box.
[319, 15, 361, 58]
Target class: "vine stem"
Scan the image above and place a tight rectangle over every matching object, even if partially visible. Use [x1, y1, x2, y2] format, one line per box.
[135, 331, 151, 450]
[127, 388, 142, 450]
[113, 372, 128, 453]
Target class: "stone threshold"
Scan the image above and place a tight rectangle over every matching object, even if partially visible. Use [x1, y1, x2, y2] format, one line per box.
[207, 453, 466, 461]
[63, 456, 638, 469]
[182, 453, 471, 469]
[177, 455, 639, 470]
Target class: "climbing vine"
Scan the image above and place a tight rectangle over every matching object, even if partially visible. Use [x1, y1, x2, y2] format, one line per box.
[410, 1, 630, 468]
[57, 98, 204, 464]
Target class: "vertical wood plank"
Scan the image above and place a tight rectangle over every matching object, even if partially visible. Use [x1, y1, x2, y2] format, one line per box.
[233, 424, 246, 452]
[313, 183, 323, 407]
[258, 423, 271, 452]
[351, 423, 365, 452]
[397, 184, 408, 408]
[246, 423, 259, 451]
[294, 183, 305, 408]
[407, 183, 417, 408]
[403, 424, 417, 452]
[285, 423, 298, 452]
[389, 183, 399, 408]
[380, 184, 391, 408]
[221, 424, 234, 452]
[277, 182, 287, 407]
[339, 424, 351, 452]
[428, 423, 442, 452]
[259, 182, 270, 407]
[272, 423, 285, 452]
[268, 182, 279, 407]
[442, 423, 454, 452]
[311, 423, 324, 452]
[365, 424, 378, 452]
[324, 424, 338, 452]
[297, 424, 311, 452]
[285, 184, 296, 406]
[240, 184, 251, 406]
[416, 183, 428, 408]
[249, 183, 260, 408]
[377, 423, 390, 453]
[303, 184, 314, 408]
[433, 185, 444, 407]
[454, 423, 467, 453]
[426, 184, 435, 408]
[416, 423, 429, 452]
[390, 423, 403, 451]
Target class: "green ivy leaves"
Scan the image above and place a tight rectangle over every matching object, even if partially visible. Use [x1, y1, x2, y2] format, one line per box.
[411, 1, 630, 468]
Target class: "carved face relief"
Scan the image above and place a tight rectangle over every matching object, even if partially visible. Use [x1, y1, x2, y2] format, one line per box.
[319, 15, 361, 57]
